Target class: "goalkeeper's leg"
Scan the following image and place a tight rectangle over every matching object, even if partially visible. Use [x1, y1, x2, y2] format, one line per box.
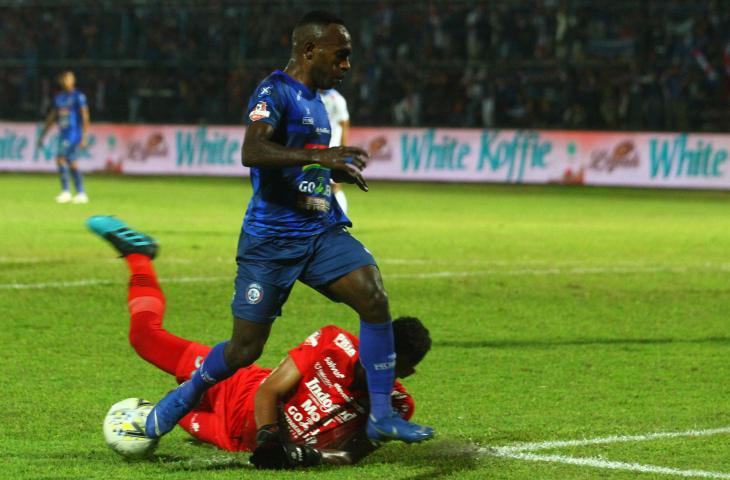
[126, 253, 196, 376]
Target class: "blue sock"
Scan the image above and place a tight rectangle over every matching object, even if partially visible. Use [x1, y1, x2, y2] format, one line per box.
[188, 341, 235, 395]
[70, 167, 84, 193]
[359, 320, 396, 419]
[58, 164, 70, 191]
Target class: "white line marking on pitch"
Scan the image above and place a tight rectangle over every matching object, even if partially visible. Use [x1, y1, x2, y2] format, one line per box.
[495, 426, 730, 452]
[489, 452, 730, 479]
[483, 426, 730, 478]
[2, 263, 730, 290]
[0, 276, 229, 290]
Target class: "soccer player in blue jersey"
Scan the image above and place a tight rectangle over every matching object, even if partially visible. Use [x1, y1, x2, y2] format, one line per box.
[38, 70, 90, 204]
[118, 10, 433, 447]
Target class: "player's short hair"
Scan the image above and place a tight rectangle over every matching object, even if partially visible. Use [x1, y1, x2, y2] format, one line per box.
[294, 10, 345, 30]
[393, 317, 431, 366]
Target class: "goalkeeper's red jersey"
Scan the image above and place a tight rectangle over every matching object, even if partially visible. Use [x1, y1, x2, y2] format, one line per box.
[175, 325, 414, 452]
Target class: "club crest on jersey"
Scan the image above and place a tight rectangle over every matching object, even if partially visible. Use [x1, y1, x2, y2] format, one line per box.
[249, 102, 270, 121]
[246, 282, 264, 304]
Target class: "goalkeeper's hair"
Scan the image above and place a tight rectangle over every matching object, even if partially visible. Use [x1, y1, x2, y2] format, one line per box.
[393, 316, 431, 366]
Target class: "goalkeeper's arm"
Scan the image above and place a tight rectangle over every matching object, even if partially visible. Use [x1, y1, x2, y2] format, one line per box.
[252, 355, 379, 469]
[252, 355, 323, 469]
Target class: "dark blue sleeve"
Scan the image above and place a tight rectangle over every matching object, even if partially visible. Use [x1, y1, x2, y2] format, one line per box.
[246, 80, 284, 128]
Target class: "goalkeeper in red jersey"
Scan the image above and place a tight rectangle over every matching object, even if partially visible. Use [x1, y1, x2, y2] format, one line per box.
[87, 215, 432, 469]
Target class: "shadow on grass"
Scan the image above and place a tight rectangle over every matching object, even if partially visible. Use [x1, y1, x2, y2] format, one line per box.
[436, 336, 730, 350]
[362, 437, 486, 480]
[134, 438, 487, 478]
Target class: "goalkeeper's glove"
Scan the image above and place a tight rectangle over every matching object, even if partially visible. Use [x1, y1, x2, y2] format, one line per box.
[250, 423, 322, 470]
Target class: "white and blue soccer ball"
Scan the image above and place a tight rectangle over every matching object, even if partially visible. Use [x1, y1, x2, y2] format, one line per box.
[103, 398, 159, 459]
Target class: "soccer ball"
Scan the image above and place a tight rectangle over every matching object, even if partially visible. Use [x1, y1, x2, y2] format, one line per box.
[103, 398, 159, 459]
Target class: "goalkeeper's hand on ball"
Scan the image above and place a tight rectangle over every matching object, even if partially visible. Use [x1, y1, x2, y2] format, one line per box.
[250, 423, 322, 470]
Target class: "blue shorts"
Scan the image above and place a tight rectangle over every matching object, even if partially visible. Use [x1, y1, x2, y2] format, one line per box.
[231, 226, 377, 323]
[58, 138, 81, 161]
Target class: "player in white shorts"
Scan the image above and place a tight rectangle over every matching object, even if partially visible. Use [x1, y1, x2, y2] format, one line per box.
[321, 88, 350, 214]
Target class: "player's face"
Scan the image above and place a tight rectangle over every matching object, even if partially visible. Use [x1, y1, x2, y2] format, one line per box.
[311, 25, 352, 90]
[59, 72, 75, 91]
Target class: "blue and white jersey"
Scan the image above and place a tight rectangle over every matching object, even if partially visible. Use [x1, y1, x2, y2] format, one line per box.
[53, 89, 87, 143]
[242, 70, 350, 237]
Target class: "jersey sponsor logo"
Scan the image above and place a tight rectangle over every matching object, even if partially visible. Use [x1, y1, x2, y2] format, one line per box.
[304, 378, 334, 412]
[324, 356, 346, 379]
[316, 127, 331, 135]
[333, 382, 353, 402]
[258, 85, 273, 96]
[334, 333, 356, 357]
[249, 101, 270, 121]
[302, 116, 314, 125]
[314, 361, 334, 387]
[246, 282, 264, 304]
[298, 179, 332, 196]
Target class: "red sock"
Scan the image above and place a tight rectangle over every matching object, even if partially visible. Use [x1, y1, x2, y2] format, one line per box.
[126, 253, 191, 375]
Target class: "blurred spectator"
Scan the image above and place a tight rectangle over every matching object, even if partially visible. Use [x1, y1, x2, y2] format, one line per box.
[0, 0, 728, 131]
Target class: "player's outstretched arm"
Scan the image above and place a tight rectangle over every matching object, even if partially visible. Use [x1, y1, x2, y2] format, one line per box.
[243, 122, 369, 191]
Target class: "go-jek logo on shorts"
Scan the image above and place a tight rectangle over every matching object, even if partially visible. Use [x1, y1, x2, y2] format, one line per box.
[246, 282, 264, 304]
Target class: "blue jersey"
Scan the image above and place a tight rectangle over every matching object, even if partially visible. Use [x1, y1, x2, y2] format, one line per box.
[242, 70, 350, 237]
[53, 89, 87, 143]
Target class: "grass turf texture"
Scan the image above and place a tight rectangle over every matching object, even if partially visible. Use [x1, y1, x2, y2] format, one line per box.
[2, 173, 730, 480]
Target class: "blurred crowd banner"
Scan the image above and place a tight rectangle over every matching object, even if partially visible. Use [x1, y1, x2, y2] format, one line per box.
[1, 122, 729, 189]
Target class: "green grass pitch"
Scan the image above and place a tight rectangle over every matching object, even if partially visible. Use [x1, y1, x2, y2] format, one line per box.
[2, 173, 730, 479]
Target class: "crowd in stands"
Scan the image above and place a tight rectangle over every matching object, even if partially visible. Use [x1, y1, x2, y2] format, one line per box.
[1, 1, 729, 131]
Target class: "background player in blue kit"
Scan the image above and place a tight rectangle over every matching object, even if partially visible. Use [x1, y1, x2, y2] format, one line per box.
[38, 71, 90, 204]
[130, 10, 434, 448]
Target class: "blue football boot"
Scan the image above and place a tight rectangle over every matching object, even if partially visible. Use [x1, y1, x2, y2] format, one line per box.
[86, 215, 158, 259]
[144, 381, 202, 439]
[366, 411, 434, 445]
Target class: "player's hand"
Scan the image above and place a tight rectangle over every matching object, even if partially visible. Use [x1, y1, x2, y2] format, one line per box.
[331, 165, 368, 192]
[250, 442, 322, 469]
[314, 147, 368, 192]
[251, 423, 323, 469]
[314, 146, 369, 192]
[317, 146, 368, 170]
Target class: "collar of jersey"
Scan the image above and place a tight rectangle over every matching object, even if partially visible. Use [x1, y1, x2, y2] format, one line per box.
[273, 70, 317, 100]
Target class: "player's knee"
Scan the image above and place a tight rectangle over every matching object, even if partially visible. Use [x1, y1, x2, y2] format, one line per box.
[359, 284, 389, 318]
[225, 337, 265, 369]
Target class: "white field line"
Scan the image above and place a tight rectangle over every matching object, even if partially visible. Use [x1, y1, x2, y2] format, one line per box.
[483, 426, 730, 478]
[4, 255, 728, 268]
[0, 276, 229, 290]
[489, 451, 730, 479]
[2, 263, 730, 291]
[494, 426, 730, 453]
[386, 264, 730, 279]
